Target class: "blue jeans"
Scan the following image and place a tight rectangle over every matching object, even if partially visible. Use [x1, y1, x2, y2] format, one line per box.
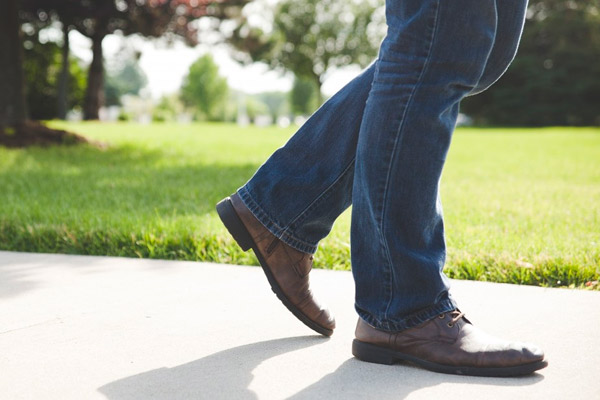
[237, 0, 528, 332]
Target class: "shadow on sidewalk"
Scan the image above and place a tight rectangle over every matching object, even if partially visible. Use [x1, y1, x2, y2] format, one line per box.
[0, 251, 111, 300]
[98, 335, 544, 400]
[288, 358, 544, 399]
[98, 336, 325, 400]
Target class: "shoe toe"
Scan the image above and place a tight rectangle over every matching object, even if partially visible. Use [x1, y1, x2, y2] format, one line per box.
[520, 342, 545, 362]
[317, 308, 336, 332]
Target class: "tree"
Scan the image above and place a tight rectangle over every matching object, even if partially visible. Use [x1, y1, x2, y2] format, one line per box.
[229, 0, 383, 104]
[181, 54, 229, 120]
[461, 0, 600, 126]
[0, 0, 27, 130]
[22, 33, 86, 120]
[57, 18, 70, 120]
[152, 94, 185, 122]
[244, 96, 270, 123]
[256, 91, 289, 122]
[104, 51, 148, 107]
[71, 0, 200, 120]
[22, 0, 251, 120]
[289, 75, 319, 115]
[1, 0, 86, 147]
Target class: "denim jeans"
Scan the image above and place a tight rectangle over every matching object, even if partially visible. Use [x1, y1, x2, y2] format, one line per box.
[237, 0, 528, 332]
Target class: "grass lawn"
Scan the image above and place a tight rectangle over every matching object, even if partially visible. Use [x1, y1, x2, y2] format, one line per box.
[0, 121, 598, 289]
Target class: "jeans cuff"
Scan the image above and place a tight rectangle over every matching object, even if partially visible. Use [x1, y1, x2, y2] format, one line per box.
[356, 296, 459, 332]
[237, 186, 319, 254]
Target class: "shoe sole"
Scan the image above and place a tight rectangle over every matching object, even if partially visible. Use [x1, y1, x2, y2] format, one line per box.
[352, 339, 548, 377]
[216, 197, 333, 337]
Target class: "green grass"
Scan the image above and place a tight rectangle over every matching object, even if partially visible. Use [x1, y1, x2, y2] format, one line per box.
[0, 122, 598, 289]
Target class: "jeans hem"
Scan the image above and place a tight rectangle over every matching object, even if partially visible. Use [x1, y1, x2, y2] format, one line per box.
[237, 186, 319, 254]
[356, 297, 458, 332]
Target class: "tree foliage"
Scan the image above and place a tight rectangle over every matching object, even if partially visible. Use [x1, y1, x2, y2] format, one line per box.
[152, 94, 185, 122]
[1, 0, 86, 145]
[289, 75, 319, 115]
[22, 35, 86, 120]
[461, 0, 600, 126]
[229, 0, 383, 103]
[104, 51, 148, 107]
[0, 0, 27, 129]
[256, 91, 289, 121]
[181, 54, 228, 120]
[20, 0, 250, 120]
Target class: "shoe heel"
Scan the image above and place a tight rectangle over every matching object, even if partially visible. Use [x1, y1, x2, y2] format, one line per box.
[352, 339, 395, 365]
[216, 197, 254, 251]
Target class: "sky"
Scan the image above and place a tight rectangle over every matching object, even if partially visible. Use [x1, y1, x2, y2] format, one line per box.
[68, 30, 364, 100]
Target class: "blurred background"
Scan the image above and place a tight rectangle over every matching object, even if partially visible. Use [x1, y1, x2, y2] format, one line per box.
[0, 0, 598, 289]
[1, 0, 598, 129]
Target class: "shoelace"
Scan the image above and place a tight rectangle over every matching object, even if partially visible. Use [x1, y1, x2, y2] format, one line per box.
[448, 310, 465, 327]
[439, 310, 465, 327]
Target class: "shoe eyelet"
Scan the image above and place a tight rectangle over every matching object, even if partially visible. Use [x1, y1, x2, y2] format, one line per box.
[438, 314, 445, 319]
[447, 322, 454, 328]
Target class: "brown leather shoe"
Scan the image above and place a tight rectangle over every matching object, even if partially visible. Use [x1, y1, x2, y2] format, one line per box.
[353, 310, 547, 376]
[216, 193, 335, 336]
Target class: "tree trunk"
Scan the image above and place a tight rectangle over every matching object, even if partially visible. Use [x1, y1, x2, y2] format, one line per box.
[0, 0, 27, 130]
[83, 33, 105, 120]
[57, 22, 70, 120]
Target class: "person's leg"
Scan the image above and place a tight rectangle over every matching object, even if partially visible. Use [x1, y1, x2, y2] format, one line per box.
[351, 0, 500, 331]
[235, 0, 527, 256]
[350, 0, 546, 377]
[237, 0, 528, 257]
[219, 0, 534, 342]
[236, 64, 375, 254]
[217, 64, 375, 336]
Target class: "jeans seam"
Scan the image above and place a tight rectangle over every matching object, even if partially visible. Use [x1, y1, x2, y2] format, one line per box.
[287, 158, 356, 232]
[379, 0, 442, 321]
[467, 0, 500, 96]
[283, 91, 364, 233]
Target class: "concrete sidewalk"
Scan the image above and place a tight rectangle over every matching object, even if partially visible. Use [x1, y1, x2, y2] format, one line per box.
[1, 251, 598, 400]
